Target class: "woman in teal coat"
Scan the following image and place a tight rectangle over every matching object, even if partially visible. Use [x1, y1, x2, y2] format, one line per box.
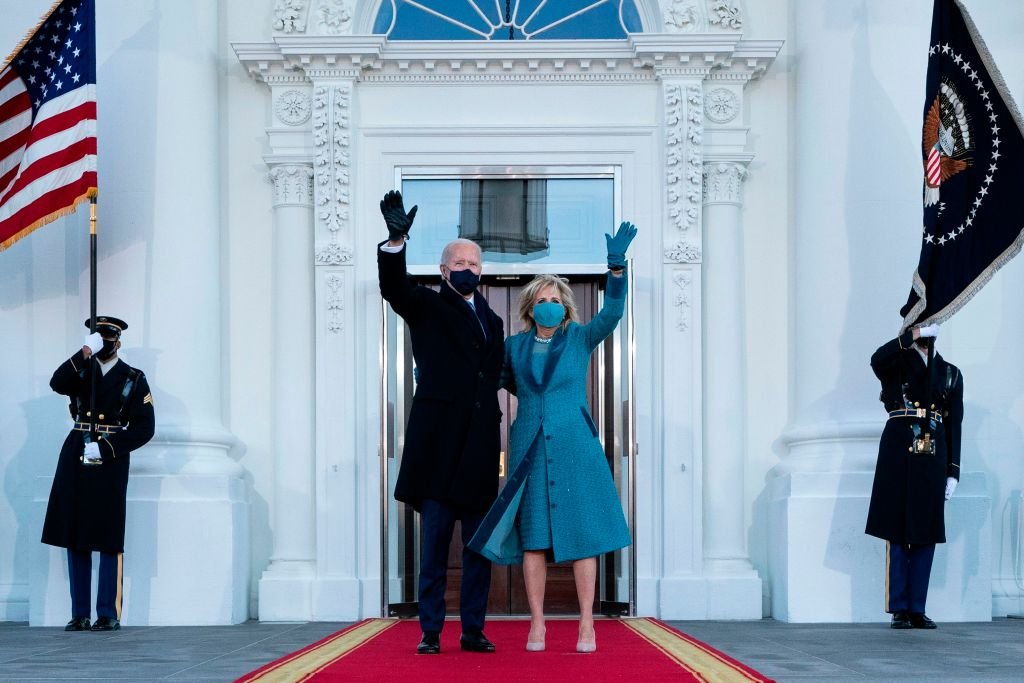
[469, 222, 636, 654]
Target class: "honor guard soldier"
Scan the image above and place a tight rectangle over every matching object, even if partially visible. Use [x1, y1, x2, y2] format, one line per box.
[865, 323, 963, 629]
[41, 316, 155, 631]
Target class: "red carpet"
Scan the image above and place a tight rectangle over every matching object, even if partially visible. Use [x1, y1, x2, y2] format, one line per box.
[236, 618, 774, 682]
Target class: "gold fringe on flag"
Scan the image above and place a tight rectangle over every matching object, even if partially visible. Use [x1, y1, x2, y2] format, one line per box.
[2, 0, 66, 70]
[0, 186, 97, 252]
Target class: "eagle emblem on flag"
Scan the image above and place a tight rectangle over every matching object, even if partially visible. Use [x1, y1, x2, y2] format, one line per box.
[922, 83, 970, 207]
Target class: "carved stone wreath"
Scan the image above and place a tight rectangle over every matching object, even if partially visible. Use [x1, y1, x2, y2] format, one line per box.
[665, 241, 702, 263]
[704, 88, 739, 124]
[274, 89, 311, 126]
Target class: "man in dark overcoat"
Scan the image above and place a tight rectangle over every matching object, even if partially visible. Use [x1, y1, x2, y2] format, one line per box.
[42, 316, 155, 631]
[377, 190, 504, 654]
[865, 323, 962, 629]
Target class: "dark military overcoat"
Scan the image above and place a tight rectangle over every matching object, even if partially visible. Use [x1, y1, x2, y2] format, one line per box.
[378, 243, 505, 512]
[865, 331, 963, 545]
[42, 351, 155, 553]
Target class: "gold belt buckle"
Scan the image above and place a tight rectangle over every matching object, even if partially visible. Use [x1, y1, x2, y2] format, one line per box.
[915, 408, 927, 418]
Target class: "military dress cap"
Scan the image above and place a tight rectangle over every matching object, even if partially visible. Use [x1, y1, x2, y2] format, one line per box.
[83, 316, 127, 338]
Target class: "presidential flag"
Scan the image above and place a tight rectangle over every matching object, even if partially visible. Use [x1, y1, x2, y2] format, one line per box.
[900, 0, 1024, 332]
[0, 0, 96, 252]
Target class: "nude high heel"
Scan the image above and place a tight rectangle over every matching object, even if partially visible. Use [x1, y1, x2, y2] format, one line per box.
[576, 626, 596, 653]
[526, 625, 546, 652]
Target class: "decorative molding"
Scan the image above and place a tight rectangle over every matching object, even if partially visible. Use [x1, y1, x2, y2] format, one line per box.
[313, 83, 352, 264]
[704, 87, 739, 123]
[234, 38, 783, 85]
[325, 273, 344, 333]
[664, 0, 702, 33]
[274, 89, 312, 125]
[272, 0, 308, 34]
[314, 0, 354, 35]
[672, 271, 694, 331]
[708, 1, 743, 30]
[268, 164, 314, 206]
[702, 162, 747, 205]
[315, 242, 353, 265]
[665, 83, 704, 232]
[665, 241, 703, 263]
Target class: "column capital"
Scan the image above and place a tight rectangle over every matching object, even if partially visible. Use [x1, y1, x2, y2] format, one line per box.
[269, 164, 314, 208]
[702, 159, 751, 206]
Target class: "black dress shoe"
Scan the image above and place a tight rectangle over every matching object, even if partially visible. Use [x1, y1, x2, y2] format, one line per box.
[91, 616, 120, 631]
[417, 631, 440, 654]
[460, 630, 496, 653]
[890, 611, 912, 629]
[909, 613, 937, 629]
[64, 617, 91, 632]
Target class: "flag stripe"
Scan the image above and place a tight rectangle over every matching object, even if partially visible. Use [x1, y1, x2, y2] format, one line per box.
[0, 106, 31, 161]
[0, 136, 95, 212]
[0, 71, 26, 107]
[0, 66, 19, 92]
[0, 163, 96, 237]
[0, 88, 30, 123]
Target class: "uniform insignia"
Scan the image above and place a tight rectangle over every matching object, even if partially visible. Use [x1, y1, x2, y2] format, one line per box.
[143, 393, 153, 405]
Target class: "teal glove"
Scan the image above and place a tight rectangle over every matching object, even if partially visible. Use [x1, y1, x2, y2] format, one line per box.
[606, 221, 637, 270]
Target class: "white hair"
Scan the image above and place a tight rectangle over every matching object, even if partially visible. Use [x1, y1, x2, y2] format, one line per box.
[440, 238, 482, 266]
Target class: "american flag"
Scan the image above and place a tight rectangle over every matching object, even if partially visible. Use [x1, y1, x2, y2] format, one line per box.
[0, 0, 96, 252]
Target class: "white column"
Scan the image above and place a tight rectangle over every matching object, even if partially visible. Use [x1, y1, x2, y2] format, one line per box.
[258, 163, 317, 621]
[701, 160, 762, 618]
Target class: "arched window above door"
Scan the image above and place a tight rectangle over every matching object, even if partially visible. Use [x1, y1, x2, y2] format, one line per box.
[373, 0, 645, 40]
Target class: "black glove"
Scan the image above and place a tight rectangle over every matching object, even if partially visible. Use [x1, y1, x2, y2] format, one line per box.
[380, 190, 418, 242]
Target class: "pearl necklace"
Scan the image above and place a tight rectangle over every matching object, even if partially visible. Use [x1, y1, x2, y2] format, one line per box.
[534, 335, 553, 344]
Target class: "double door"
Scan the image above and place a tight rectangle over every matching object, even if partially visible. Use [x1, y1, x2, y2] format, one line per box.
[381, 275, 633, 617]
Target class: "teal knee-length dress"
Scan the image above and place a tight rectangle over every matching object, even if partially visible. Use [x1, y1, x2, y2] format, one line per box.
[469, 271, 632, 564]
[518, 341, 553, 550]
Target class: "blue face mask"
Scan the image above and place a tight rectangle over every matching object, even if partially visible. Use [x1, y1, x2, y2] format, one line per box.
[447, 268, 479, 296]
[532, 301, 565, 328]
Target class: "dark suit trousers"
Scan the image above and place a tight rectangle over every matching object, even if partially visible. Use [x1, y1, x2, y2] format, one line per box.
[419, 498, 491, 634]
[68, 548, 122, 619]
[886, 542, 935, 614]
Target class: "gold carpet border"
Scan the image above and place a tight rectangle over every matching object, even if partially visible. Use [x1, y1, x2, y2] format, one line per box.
[239, 618, 398, 683]
[622, 618, 770, 683]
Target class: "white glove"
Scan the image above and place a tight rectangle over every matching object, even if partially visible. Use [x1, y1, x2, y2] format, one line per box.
[83, 441, 102, 465]
[83, 332, 103, 356]
[944, 476, 957, 500]
[917, 324, 940, 339]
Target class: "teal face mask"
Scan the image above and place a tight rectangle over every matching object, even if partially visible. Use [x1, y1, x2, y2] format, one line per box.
[532, 301, 565, 328]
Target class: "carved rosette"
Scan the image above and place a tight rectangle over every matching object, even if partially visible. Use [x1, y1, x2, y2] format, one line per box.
[704, 88, 739, 124]
[708, 1, 743, 30]
[313, 84, 353, 265]
[325, 273, 344, 333]
[269, 165, 314, 207]
[665, 241, 702, 264]
[272, 0, 308, 34]
[314, 0, 354, 35]
[672, 271, 693, 331]
[274, 89, 311, 126]
[702, 162, 747, 205]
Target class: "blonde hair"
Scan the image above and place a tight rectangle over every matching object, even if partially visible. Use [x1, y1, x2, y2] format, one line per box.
[517, 274, 578, 332]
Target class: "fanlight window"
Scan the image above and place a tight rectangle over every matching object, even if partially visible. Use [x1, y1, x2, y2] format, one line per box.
[374, 0, 644, 40]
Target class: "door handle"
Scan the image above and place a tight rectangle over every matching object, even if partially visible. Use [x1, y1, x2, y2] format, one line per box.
[499, 451, 506, 477]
